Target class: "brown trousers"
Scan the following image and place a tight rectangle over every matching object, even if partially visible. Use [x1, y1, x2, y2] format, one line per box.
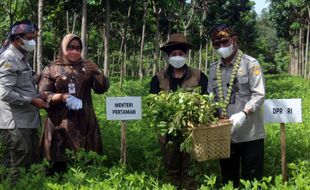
[160, 134, 197, 190]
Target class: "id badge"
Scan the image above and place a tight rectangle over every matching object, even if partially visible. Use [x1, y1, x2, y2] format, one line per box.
[68, 83, 76, 94]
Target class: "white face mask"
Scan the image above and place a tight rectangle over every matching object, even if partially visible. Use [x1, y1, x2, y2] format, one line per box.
[19, 39, 36, 52]
[168, 56, 186, 69]
[216, 44, 234, 59]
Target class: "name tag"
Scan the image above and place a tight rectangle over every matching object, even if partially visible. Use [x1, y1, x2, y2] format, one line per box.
[68, 83, 76, 94]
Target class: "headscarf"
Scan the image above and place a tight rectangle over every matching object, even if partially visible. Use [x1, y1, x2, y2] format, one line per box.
[54, 33, 83, 65]
[0, 22, 37, 55]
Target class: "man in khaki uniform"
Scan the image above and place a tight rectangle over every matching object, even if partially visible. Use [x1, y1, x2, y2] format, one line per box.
[150, 33, 208, 189]
[207, 24, 265, 187]
[0, 20, 49, 184]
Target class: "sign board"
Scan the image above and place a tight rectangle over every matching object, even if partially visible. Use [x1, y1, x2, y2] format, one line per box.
[106, 96, 142, 120]
[263, 99, 302, 123]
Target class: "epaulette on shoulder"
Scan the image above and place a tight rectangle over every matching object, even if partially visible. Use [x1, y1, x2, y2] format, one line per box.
[242, 54, 256, 62]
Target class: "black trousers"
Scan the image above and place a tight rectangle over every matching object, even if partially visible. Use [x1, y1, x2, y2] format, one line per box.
[0, 128, 39, 185]
[220, 139, 264, 187]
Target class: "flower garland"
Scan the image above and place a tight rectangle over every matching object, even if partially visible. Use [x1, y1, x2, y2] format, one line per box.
[216, 50, 243, 118]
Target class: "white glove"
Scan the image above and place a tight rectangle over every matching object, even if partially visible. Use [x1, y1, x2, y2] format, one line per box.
[66, 95, 83, 110]
[229, 111, 247, 128]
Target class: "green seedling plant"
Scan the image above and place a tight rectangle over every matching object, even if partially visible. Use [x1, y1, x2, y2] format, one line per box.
[146, 89, 221, 153]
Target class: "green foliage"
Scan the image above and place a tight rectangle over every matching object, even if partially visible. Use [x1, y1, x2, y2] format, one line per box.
[145, 89, 220, 152]
[1, 75, 310, 189]
[263, 74, 310, 178]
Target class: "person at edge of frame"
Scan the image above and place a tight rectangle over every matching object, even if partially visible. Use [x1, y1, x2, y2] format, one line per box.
[0, 19, 50, 185]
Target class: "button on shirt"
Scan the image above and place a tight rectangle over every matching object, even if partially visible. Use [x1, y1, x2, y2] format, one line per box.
[0, 45, 40, 129]
[207, 52, 265, 143]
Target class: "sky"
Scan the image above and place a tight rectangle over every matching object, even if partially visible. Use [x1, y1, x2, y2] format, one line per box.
[253, 0, 270, 15]
[184, 0, 270, 15]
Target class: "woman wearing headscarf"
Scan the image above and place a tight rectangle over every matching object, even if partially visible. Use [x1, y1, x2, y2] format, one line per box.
[38, 34, 109, 174]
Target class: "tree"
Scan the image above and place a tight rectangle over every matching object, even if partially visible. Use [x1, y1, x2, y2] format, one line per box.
[37, 0, 44, 74]
[138, 0, 148, 81]
[269, 0, 310, 77]
[81, 0, 87, 59]
[104, 0, 110, 76]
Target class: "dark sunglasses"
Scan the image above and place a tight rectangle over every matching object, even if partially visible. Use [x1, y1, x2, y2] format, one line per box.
[212, 38, 233, 49]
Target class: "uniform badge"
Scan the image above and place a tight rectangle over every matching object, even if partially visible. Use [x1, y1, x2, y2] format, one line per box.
[252, 66, 261, 76]
[238, 68, 244, 76]
[3, 63, 12, 69]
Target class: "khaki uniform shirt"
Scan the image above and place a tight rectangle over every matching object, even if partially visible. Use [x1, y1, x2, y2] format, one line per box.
[207, 52, 265, 143]
[0, 45, 40, 129]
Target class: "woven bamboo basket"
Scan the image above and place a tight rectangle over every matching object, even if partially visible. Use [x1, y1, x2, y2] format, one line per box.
[191, 119, 232, 162]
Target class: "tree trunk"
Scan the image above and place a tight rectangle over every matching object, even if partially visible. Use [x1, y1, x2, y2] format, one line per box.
[211, 45, 215, 63]
[81, 0, 87, 59]
[36, 0, 43, 74]
[97, 46, 100, 65]
[124, 42, 127, 77]
[71, 13, 78, 33]
[294, 46, 298, 75]
[120, 4, 132, 88]
[199, 10, 206, 70]
[199, 43, 202, 70]
[139, 1, 148, 82]
[306, 6, 310, 79]
[104, 0, 110, 76]
[204, 42, 208, 74]
[182, 0, 195, 37]
[66, 10, 69, 33]
[289, 44, 292, 74]
[152, 0, 161, 73]
[298, 28, 302, 76]
[111, 55, 115, 76]
[33, 46, 37, 72]
[301, 29, 305, 77]
[66, 0, 69, 33]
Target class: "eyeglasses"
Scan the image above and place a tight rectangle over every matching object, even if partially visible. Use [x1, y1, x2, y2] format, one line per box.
[212, 38, 232, 49]
[67, 45, 82, 52]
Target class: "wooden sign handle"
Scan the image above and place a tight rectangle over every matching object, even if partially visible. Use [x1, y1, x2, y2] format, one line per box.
[280, 123, 287, 181]
[120, 121, 127, 165]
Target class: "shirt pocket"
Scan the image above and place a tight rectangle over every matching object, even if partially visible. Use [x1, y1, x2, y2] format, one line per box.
[16, 69, 31, 86]
[237, 75, 251, 95]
